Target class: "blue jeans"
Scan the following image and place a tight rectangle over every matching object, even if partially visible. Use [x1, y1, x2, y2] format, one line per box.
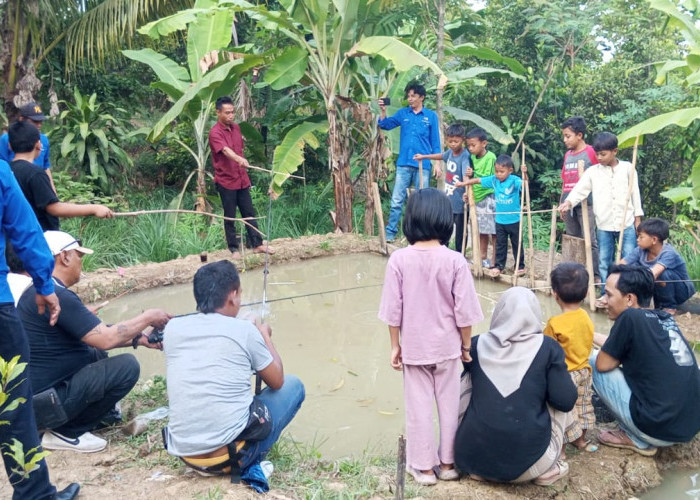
[598, 225, 637, 286]
[386, 166, 431, 240]
[589, 350, 673, 450]
[654, 268, 695, 310]
[0, 304, 56, 500]
[250, 375, 305, 462]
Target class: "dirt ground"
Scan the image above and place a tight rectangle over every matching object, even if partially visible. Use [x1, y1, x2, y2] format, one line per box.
[2, 233, 698, 499]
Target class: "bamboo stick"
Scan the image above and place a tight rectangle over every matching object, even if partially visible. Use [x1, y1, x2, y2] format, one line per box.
[114, 209, 265, 236]
[372, 182, 388, 255]
[616, 136, 640, 261]
[396, 435, 406, 500]
[249, 164, 305, 180]
[577, 159, 596, 311]
[461, 201, 469, 257]
[468, 186, 482, 277]
[524, 160, 535, 286]
[546, 204, 557, 294]
[419, 159, 424, 189]
[513, 146, 527, 286]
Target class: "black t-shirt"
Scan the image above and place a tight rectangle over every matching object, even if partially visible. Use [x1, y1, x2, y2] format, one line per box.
[602, 308, 700, 442]
[454, 336, 577, 481]
[10, 159, 59, 231]
[18, 278, 102, 393]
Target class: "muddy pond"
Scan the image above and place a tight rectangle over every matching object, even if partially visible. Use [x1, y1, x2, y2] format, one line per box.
[101, 253, 616, 460]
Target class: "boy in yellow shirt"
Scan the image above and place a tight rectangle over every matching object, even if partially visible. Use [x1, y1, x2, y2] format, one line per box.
[545, 262, 597, 455]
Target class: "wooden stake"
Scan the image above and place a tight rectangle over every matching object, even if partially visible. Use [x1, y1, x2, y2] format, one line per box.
[513, 146, 527, 286]
[578, 159, 596, 311]
[372, 182, 388, 255]
[546, 205, 557, 294]
[419, 159, 424, 189]
[461, 201, 469, 257]
[395, 435, 406, 500]
[525, 173, 535, 287]
[616, 136, 640, 262]
[468, 186, 482, 277]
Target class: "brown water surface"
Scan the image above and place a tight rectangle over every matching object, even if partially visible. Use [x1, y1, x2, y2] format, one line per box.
[101, 253, 615, 459]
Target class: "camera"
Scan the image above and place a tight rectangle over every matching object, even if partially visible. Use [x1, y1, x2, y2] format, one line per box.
[148, 328, 165, 344]
[380, 97, 391, 106]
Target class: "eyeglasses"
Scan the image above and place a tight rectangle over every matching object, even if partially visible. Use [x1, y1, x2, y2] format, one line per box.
[58, 239, 82, 253]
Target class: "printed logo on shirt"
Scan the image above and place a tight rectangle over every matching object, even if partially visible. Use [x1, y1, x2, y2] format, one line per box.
[504, 185, 514, 195]
[656, 313, 694, 367]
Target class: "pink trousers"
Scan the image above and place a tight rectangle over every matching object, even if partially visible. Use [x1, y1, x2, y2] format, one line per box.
[403, 357, 461, 470]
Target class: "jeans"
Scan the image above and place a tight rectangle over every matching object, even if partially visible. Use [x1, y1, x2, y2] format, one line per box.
[216, 184, 263, 251]
[249, 375, 305, 463]
[598, 225, 637, 286]
[589, 350, 673, 450]
[654, 268, 695, 310]
[0, 304, 56, 500]
[385, 166, 431, 240]
[53, 353, 140, 438]
[495, 222, 524, 271]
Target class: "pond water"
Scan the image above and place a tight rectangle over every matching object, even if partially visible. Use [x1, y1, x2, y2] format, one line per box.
[101, 253, 616, 459]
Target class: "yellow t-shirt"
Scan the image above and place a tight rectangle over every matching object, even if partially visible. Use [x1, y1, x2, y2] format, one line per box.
[544, 308, 594, 372]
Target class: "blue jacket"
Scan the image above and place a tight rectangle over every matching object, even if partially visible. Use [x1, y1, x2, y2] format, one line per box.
[0, 160, 54, 302]
[378, 106, 441, 169]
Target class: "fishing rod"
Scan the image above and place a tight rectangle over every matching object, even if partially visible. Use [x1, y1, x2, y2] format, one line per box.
[255, 195, 273, 395]
[241, 283, 384, 308]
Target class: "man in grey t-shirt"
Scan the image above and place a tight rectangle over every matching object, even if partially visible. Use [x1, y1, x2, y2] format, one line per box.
[163, 260, 304, 478]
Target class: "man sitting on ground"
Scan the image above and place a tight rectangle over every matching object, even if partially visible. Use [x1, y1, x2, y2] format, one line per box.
[163, 260, 304, 485]
[17, 230, 170, 453]
[591, 264, 700, 456]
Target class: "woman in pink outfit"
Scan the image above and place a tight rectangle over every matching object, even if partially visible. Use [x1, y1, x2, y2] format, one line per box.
[378, 188, 484, 485]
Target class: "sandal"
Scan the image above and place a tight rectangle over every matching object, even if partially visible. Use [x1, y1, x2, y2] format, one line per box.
[488, 267, 501, 278]
[433, 465, 459, 481]
[533, 460, 569, 486]
[515, 268, 526, 276]
[598, 429, 657, 457]
[407, 466, 437, 486]
[571, 440, 598, 452]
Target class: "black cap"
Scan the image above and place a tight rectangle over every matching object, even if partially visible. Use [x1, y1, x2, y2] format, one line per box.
[19, 102, 47, 122]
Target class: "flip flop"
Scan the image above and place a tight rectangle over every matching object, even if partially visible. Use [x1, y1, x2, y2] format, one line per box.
[598, 430, 657, 456]
[572, 440, 598, 452]
[533, 460, 569, 486]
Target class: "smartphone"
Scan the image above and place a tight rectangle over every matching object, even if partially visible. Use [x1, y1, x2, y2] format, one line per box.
[380, 97, 391, 106]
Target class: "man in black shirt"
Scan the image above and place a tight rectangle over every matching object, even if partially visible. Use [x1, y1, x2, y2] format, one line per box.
[18, 230, 170, 453]
[591, 264, 700, 456]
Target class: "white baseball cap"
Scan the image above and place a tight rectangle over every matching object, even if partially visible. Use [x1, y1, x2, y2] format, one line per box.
[43, 231, 94, 256]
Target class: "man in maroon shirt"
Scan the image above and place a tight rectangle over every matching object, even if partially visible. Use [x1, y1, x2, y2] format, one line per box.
[209, 96, 273, 259]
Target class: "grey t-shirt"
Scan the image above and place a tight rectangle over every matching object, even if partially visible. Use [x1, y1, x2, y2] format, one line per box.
[443, 149, 470, 214]
[164, 313, 274, 456]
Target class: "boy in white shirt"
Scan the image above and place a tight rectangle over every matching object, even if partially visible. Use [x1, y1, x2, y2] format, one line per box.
[557, 132, 643, 308]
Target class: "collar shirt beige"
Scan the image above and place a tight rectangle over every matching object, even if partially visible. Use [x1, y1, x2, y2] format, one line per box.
[565, 160, 643, 231]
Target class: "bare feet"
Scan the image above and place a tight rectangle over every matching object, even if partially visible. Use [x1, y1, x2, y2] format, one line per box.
[598, 429, 657, 456]
[230, 250, 242, 260]
[253, 245, 275, 255]
[488, 267, 501, 278]
[515, 268, 526, 276]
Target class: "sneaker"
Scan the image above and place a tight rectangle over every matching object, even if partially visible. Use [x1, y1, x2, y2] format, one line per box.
[260, 460, 274, 480]
[42, 431, 106, 453]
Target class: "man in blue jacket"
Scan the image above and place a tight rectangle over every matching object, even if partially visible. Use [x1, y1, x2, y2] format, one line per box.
[378, 83, 442, 242]
[0, 159, 79, 499]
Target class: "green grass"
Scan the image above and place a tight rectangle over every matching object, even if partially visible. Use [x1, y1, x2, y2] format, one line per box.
[669, 227, 700, 281]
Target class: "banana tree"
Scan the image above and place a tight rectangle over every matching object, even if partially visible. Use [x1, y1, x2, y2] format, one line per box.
[618, 0, 700, 211]
[123, 0, 263, 211]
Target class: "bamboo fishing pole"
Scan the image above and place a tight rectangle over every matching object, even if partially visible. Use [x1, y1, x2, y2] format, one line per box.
[616, 136, 640, 262]
[461, 200, 469, 258]
[468, 185, 482, 277]
[546, 204, 557, 294]
[524, 148, 535, 287]
[512, 145, 527, 286]
[577, 159, 596, 311]
[114, 209, 266, 236]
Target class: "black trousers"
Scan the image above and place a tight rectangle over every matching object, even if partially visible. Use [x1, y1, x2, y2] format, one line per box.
[495, 222, 525, 271]
[216, 183, 263, 251]
[52, 353, 139, 438]
[0, 304, 56, 500]
[454, 212, 467, 255]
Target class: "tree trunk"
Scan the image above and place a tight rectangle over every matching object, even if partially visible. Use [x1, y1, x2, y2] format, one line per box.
[328, 105, 353, 232]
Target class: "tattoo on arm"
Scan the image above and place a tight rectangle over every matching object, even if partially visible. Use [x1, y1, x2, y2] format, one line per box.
[117, 323, 129, 340]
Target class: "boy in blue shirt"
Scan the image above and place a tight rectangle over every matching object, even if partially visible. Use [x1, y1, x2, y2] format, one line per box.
[414, 124, 471, 254]
[621, 218, 695, 314]
[464, 154, 526, 277]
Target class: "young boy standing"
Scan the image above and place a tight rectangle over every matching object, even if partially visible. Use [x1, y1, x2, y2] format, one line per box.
[558, 132, 643, 308]
[622, 218, 695, 314]
[463, 154, 525, 277]
[545, 263, 597, 456]
[559, 117, 600, 281]
[414, 124, 471, 254]
[465, 128, 497, 267]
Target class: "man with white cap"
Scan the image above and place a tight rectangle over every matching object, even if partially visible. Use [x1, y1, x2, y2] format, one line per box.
[16, 230, 171, 453]
[0, 101, 56, 192]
